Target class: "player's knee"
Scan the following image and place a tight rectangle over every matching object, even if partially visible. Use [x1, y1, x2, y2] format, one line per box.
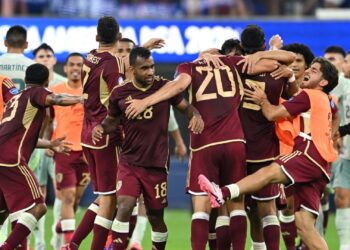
[147, 210, 165, 229]
[30, 203, 47, 220]
[63, 192, 75, 205]
[117, 197, 136, 215]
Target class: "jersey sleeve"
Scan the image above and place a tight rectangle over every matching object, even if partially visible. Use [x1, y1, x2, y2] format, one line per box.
[108, 87, 122, 118]
[104, 57, 125, 92]
[1, 77, 18, 103]
[32, 87, 52, 108]
[282, 91, 311, 116]
[225, 55, 245, 73]
[176, 63, 192, 77]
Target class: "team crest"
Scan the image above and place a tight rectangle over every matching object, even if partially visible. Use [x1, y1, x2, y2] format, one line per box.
[126, 95, 132, 101]
[56, 173, 63, 183]
[116, 180, 122, 191]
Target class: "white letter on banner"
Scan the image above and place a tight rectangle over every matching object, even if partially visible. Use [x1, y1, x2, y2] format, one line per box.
[42, 26, 56, 50]
[185, 25, 200, 54]
[166, 26, 184, 55]
[120, 26, 138, 45]
[27, 26, 41, 51]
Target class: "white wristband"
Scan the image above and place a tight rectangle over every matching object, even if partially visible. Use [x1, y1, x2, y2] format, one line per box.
[288, 74, 296, 83]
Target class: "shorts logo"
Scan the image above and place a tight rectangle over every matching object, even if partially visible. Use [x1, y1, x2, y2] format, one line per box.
[56, 173, 63, 183]
[116, 180, 122, 191]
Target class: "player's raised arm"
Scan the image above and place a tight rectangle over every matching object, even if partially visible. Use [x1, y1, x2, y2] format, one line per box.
[45, 93, 84, 106]
[125, 73, 192, 119]
[174, 99, 204, 134]
[244, 85, 291, 121]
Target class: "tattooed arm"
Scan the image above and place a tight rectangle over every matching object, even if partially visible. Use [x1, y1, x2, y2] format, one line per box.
[45, 93, 84, 106]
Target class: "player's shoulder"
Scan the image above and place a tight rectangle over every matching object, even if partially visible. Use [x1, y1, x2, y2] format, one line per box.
[111, 79, 132, 93]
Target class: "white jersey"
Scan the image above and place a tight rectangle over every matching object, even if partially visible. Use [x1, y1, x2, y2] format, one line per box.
[331, 73, 350, 159]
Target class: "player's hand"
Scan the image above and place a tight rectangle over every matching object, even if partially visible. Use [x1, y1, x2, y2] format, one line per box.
[189, 113, 204, 134]
[238, 52, 262, 74]
[269, 34, 283, 50]
[50, 136, 72, 155]
[142, 38, 165, 50]
[92, 125, 104, 145]
[45, 148, 55, 157]
[244, 85, 268, 105]
[271, 65, 294, 80]
[125, 99, 148, 119]
[202, 54, 225, 68]
[174, 142, 187, 161]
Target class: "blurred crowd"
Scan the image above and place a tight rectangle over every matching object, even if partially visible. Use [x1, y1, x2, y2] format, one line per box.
[1, 0, 350, 18]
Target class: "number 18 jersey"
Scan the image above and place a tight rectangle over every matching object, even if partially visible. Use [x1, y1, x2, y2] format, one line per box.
[176, 56, 245, 151]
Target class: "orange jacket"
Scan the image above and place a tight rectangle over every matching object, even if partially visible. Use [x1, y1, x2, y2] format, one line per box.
[276, 89, 337, 162]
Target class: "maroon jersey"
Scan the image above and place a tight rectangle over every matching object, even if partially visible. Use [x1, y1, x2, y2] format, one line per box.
[176, 56, 245, 151]
[108, 76, 183, 168]
[239, 74, 289, 162]
[1, 77, 18, 103]
[0, 86, 51, 166]
[81, 50, 125, 149]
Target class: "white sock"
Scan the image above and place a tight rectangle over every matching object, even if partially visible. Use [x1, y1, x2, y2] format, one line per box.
[130, 216, 148, 245]
[251, 241, 267, 250]
[336, 208, 350, 248]
[112, 219, 129, 233]
[0, 219, 8, 243]
[61, 219, 76, 232]
[95, 216, 112, 230]
[226, 184, 240, 199]
[34, 214, 46, 246]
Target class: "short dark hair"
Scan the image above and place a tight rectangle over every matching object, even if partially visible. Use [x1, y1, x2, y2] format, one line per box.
[282, 43, 315, 67]
[119, 38, 136, 47]
[97, 16, 120, 44]
[129, 47, 152, 67]
[324, 46, 346, 58]
[25, 63, 49, 85]
[33, 43, 55, 57]
[241, 25, 265, 54]
[219, 39, 244, 56]
[65, 52, 84, 64]
[312, 57, 338, 94]
[5, 25, 27, 48]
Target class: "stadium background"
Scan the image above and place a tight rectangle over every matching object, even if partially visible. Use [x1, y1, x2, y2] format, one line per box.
[0, 0, 350, 248]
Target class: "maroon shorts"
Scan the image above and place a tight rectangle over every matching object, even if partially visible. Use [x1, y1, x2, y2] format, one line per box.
[54, 151, 90, 190]
[187, 142, 246, 195]
[247, 161, 280, 201]
[117, 163, 168, 210]
[275, 151, 328, 216]
[0, 163, 44, 215]
[83, 146, 119, 195]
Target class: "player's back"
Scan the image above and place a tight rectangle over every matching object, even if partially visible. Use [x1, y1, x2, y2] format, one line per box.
[81, 49, 124, 148]
[176, 56, 245, 150]
[239, 73, 288, 162]
[0, 85, 51, 166]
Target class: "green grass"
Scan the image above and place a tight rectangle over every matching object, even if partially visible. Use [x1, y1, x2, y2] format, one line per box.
[37, 207, 339, 249]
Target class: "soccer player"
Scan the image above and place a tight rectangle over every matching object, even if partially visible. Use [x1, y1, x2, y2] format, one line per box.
[66, 16, 125, 250]
[92, 46, 203, 250]
[0, 25, 34, 90]
[47, 53, 89, 246]
[32, 42, 67, 250]
[33, 43, 67, 86]
[279, 43, 315, 250]
[0, 63, 83, 250]
[325, 46, 350, 250]
[125, 49, 294, 250]
[238, 25, 297, 250]
[199, 57, 339, 250]
[343, 51, 350, 79]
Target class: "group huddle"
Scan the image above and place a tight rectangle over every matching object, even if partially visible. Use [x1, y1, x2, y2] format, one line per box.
[0, 14, 349, 250]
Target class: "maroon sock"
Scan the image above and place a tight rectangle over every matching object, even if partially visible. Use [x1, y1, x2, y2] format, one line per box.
[10, 221, 27, 250]
[128, 215, 137, 239]
[221, 187, 231, 200]
[91, 223, 110, 250]
[112, 231, 129, 250]
[71, 203, 98, 246]
[229, 211, 247, 250]
[152, 241, 166, 250]
[5, 222, 31, 249]
[281, 220, 297, 250]
[263, 225, 280, 250]
[56, 220, 63, 234]
[216, 225, 230, 250]
[191, 217, 209, 250]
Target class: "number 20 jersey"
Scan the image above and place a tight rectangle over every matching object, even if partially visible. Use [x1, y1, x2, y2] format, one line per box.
[176, 56, 245, 151]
